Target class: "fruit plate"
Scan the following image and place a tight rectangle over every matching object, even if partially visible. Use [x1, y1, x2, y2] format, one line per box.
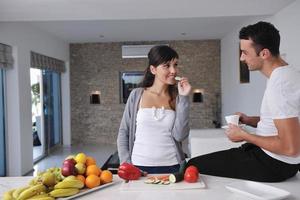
[226, 181, 290, 200]
[121, 177, 205, 191]
[58, 182, 116, 200]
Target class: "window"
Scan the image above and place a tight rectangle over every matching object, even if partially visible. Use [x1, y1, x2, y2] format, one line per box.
[120, 71, 144, 103]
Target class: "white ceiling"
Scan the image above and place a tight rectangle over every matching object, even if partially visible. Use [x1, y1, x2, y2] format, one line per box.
[0, 0, 295, 43]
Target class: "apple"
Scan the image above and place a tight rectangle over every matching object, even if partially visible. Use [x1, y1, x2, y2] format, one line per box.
[63, 159, 76, 167]
[61, 165, 76, 177]
[65, 155, 76, 161]
[75, 163, 86, 175]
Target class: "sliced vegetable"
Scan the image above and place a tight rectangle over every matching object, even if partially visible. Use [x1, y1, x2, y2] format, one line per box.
[175, 76, 182, 81]
[144, 175, 171, 185]
[169, 172, 184, 183]
[153, 179, 161, 184]
[144, 179, 155, 184]
[162, 181, 170, 185]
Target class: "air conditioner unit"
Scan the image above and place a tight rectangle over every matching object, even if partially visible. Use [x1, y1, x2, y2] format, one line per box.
[121, 44, 168, 58]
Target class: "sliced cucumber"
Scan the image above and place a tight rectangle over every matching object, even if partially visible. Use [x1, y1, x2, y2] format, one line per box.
[169, 172, 184, 183]
[144, 179, 155, 184]
[162, 181, 170, 185]
[153, 179, 161, 184]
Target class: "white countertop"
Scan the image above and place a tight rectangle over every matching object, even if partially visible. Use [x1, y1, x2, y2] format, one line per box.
[1, 174, 299, 200]
[189, 128, 243, 157]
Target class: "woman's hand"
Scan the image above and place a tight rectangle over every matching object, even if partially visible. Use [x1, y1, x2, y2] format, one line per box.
[178, 77, 191, 96]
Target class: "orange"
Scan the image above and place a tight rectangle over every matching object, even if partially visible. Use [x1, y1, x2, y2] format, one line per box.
[85, 174, 101, 189]
[76, 175, 86, 185]
[100, 170, 113, 184]
[86, 165, 100, 176]
[98, 167, 102, 176]
[86, 156, 97, 166]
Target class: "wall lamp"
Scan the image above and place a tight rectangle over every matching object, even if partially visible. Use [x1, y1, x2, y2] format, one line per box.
[193, 89, 204, 103]
[90, 91, 101, 104]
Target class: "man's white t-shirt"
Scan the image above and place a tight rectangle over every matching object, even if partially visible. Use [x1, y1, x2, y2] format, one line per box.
[256, 65, 300, 164]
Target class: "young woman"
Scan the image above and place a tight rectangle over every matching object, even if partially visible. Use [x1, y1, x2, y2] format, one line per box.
[117, 45, 191, 174]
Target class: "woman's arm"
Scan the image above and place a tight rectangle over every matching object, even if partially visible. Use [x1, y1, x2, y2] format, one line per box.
[117, 92, 134, 164]
[172, 95, 190, 142]
[172, 77, 191, 141]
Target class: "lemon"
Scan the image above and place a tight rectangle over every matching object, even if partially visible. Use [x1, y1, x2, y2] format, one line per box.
[75, 153, 87, 164]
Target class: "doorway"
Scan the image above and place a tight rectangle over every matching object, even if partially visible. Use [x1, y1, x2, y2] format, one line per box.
[31, 68, 62, 162]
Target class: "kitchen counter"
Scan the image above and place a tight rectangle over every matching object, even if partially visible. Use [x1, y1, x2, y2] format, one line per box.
[189, 128, 243, 157]
[1, 173, 299, 200]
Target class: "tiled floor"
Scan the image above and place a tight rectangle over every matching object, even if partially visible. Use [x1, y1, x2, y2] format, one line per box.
[33, 145, 43, 161]
[33, 143, 117, 176]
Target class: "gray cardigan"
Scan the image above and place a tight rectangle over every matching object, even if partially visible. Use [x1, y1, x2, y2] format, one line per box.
[117, 87, 190, 165]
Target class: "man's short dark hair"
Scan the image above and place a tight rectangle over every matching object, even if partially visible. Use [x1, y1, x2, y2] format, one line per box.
[239, 21, 280, 56]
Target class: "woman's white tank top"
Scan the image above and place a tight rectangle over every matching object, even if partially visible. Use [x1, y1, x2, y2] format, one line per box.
[131, 97, 178, 166]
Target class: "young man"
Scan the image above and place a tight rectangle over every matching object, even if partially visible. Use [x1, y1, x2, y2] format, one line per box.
[187, 21, 300, 182]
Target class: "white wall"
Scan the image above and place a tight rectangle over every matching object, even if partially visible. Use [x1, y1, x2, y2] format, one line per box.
[62, 62, 71, 147]
[0, 22, 70, 176]
[271, 1, 300, 69]
[221, 0, 300, 124]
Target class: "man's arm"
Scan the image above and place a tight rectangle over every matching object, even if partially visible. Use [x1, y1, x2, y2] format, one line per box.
[235, 112, 260, 127]
[227, 117, 300, 156]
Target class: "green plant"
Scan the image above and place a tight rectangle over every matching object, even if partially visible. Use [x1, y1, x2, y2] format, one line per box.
[31, 83, 40, 106]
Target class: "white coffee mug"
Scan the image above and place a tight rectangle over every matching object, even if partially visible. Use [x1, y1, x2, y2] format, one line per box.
[225, 115, 240, 126]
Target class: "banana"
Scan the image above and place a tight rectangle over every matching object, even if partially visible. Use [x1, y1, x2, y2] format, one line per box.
[54, 179, 84, 189]
[2, 189, 15, 200]
[27, 197, 55, 200]
[49, 188, 79, 198]
[63, 175, 77, 181]
[17, 184, 46, 200]
[26, 193, 49, 199]
[12, 186, 30, 199]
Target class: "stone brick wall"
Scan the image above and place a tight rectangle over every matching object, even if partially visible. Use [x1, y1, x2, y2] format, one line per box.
[70, 40, 220, 144]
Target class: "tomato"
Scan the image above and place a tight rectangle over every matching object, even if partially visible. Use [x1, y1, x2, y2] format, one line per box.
[185, 165, 199, 174]
[184, 171, 199, 183]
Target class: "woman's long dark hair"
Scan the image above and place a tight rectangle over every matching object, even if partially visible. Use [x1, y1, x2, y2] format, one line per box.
[140, 45, 179, 109]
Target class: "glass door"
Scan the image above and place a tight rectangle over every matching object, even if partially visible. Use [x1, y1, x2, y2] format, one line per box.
[0, 69, 6, 176]
[31, 68, 44, 161]
[42, 70, 62, 150]
[31, 68, 62, 162]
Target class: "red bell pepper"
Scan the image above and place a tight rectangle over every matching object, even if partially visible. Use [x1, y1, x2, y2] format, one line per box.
[118, 162, 142, 180]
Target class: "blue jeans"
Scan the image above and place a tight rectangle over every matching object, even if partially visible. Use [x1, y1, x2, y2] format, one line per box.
[135, 164, 180, 174]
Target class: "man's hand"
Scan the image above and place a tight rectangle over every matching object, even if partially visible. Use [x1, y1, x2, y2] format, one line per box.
[225, 124, 247, 142]
[235, 112, 248, 124]
[226, 117, 300, 156]
[235, 112, 260, 128]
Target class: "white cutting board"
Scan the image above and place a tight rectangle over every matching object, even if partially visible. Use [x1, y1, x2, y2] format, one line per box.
[120, 177, 205, 191]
